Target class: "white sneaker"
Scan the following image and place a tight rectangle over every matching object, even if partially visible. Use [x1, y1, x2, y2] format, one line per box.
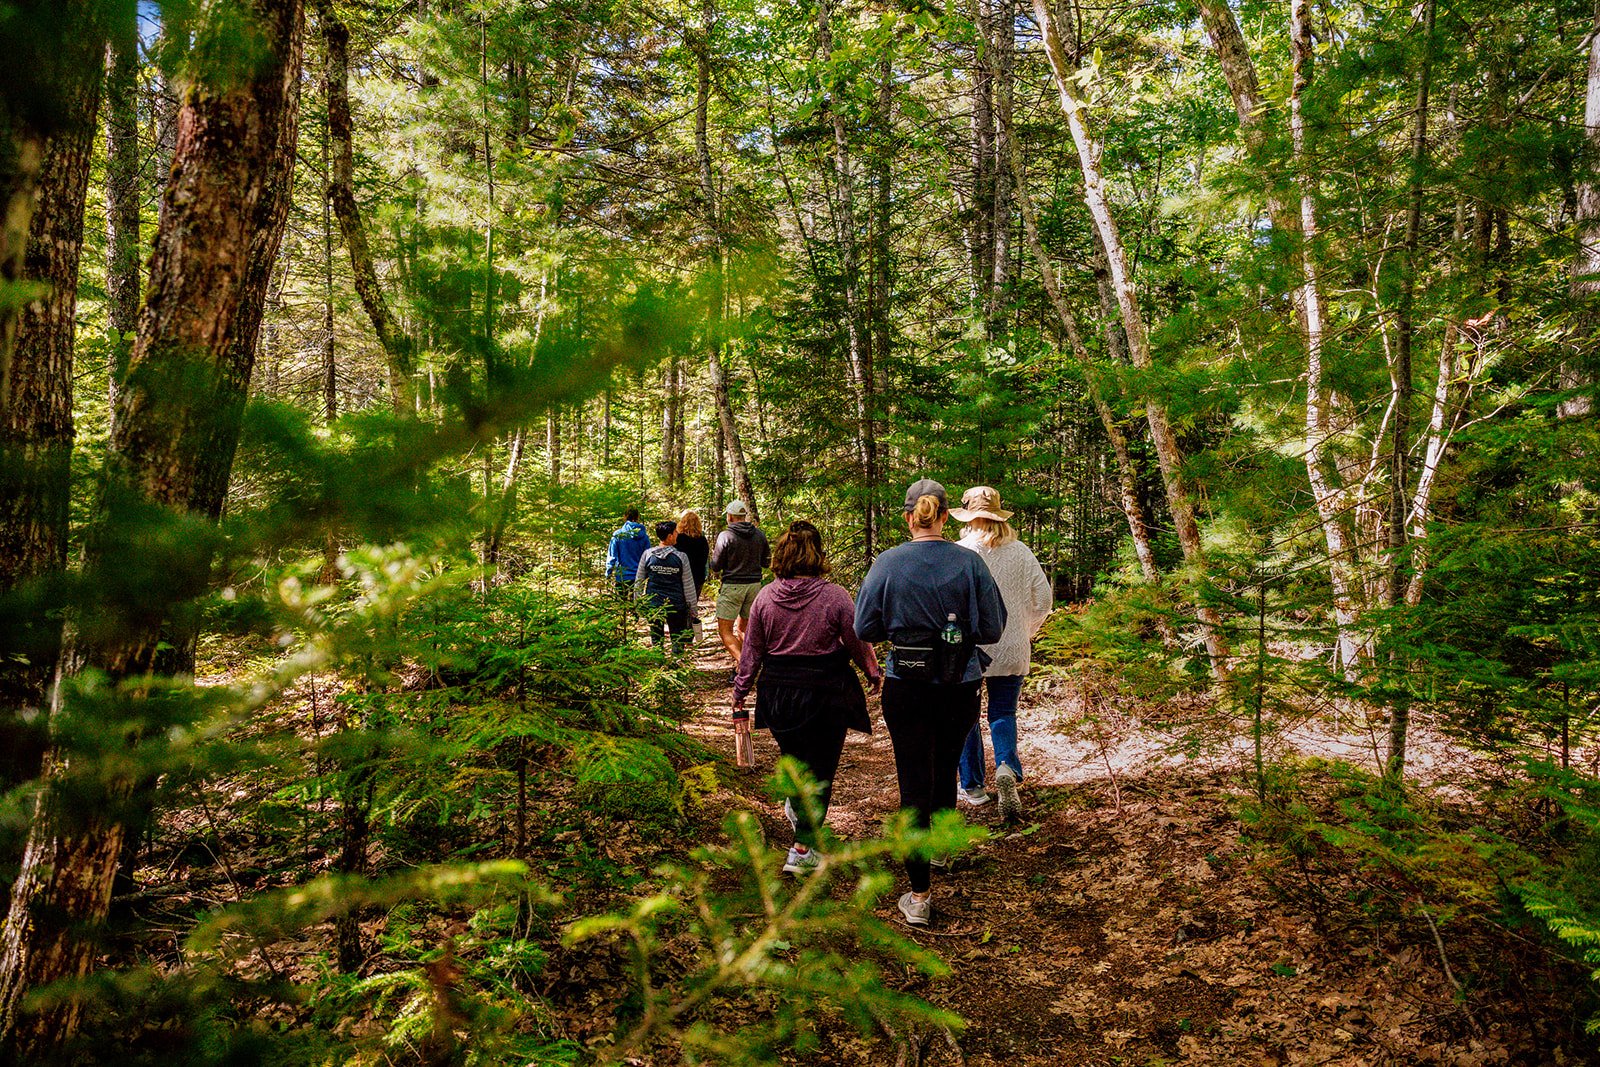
[995, 767, 1022, 823]
[960, 785, 992, 806]
[783, 798, 798, 833]
[897, 892, 932, 927]
[783, 845, 820, 875]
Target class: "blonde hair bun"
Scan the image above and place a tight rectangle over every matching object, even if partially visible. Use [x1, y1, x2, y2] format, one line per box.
[911, 493, 945, 529]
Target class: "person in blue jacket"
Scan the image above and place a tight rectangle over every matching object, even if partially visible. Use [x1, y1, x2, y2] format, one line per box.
[605, 507, 650, 599]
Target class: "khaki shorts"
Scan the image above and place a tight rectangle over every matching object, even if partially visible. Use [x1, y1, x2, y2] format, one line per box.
[715, 580, 762, 621]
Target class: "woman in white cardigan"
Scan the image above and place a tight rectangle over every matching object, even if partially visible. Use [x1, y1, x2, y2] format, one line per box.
[950, 486, 1053, 822]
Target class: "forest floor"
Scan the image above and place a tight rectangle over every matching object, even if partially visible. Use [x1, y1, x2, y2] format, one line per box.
[665, 636, 1584, 1067]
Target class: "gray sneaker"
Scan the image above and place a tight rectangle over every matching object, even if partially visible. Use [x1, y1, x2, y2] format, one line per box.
[929, 853, 951, 872]
[995, 767, 1022, 823]
[897, 892, 932, 927]
[959, 785, 992, 806]
[783, 845, 820, 875]
[783, 798, 799, 833]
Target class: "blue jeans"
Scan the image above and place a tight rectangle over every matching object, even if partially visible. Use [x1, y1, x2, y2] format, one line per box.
[959, 675, 1024, 790]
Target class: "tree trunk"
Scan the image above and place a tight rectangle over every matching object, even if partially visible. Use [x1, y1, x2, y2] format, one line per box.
[334, 759, 374, 972]
[694, 0, 757, 521]
[1564, 0, 1600, 420]
[1006, 124, 1176, 646]
[970, 0, 996, 308]
[104, 13, 141, 430]
[0, 0, 104, 811]
[1384, 0, 1434, 610]
[660, 357, 680, 487]
[547, 407, 562, 485]
[987, 0, 1015, 332]
[1379, 0, 1439, 784]
[0, 2, 108, 414]
[0, 2, 305, 1053]
[1199, 0, 1366, 675]
[1196, 0, 1297, 234]
[319, 0, 414, 414]
[1031, 0, 1231, 680]
[484, 426, 526, 573]
[818, 0, 875, 566]
[151, 59, 180, 196]
[322, 116, 338, 425]
[1288, 0, 1366, 678]
[869, 49, 894, 560]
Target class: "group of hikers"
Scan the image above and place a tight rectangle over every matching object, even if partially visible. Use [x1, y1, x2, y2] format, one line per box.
[603, 479, 1053, 929]
[604, 501, 771, 660]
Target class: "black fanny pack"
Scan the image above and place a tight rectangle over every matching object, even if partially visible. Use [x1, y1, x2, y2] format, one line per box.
[891, 627, 975, 684]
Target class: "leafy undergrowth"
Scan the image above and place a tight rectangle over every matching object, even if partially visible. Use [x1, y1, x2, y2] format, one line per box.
[41, 608, 1600, 1066]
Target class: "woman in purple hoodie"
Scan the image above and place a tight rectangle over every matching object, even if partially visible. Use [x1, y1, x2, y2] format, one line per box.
[733, 521, 883, 874]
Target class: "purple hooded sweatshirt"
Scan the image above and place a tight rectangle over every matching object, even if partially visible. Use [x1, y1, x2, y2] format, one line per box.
[733, 577, 882, 704]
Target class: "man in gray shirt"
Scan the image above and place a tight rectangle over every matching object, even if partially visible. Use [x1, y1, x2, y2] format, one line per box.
[709, 500, 770, 662]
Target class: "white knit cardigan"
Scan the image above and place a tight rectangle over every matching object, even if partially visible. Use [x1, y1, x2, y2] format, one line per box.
[957, 534, 1053, 676]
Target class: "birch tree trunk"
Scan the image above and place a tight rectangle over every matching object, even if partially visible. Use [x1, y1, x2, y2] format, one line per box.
[1288, 0, 1367, 678]
[1200, 0, 1372, 680]
[1031, 0, 1231, 679]
[1004, 113, 1163, 593]
[970, 0, 996, 307]
[0, 2, 305, 1052]
[1196, 0, 1296, 234]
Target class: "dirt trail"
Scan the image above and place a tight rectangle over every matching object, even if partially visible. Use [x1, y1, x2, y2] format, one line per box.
[674, 638, 1547, 1067]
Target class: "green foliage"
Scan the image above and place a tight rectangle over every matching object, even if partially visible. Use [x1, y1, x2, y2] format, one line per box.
[43, 862, 558, 1066]
[564, 759, 981, 1064]
[570, 735, 682, 829]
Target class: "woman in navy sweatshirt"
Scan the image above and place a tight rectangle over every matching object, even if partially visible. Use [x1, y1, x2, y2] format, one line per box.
[854, 479, 1006, 927]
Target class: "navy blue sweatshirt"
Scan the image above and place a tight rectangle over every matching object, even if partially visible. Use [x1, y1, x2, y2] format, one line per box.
[853, 539, 1007, 683]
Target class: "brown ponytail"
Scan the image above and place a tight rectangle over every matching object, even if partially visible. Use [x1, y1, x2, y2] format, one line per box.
[910, 494, 945, 530]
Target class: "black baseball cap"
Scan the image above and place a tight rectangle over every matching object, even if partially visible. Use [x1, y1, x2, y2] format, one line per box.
[902, 478, 948, 512]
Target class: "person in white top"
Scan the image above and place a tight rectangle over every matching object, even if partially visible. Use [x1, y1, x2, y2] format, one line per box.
[950, 486, 1053, 822]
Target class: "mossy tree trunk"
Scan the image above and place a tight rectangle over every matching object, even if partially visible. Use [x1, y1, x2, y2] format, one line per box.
[0, 0, 306, 1054]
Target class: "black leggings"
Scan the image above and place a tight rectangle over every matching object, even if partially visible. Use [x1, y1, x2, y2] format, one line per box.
[881, 677, 982, 892]
[648, 610, 692, 654]
[769, 711, 848, 847]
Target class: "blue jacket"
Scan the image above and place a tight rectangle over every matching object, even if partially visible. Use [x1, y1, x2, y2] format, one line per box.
[606, 520, 650, 581]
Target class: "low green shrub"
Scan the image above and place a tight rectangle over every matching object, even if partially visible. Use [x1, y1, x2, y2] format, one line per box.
[570, 735, 681, 827]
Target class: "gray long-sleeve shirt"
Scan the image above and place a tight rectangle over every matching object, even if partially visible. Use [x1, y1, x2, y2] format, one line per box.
[853, 539, 1007, 683]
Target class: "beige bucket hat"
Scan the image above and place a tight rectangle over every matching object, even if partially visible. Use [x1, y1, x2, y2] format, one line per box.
[950, 485, 1013, 522]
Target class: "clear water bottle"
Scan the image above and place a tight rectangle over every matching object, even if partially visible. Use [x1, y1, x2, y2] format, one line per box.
[941, 612, 962, 646]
